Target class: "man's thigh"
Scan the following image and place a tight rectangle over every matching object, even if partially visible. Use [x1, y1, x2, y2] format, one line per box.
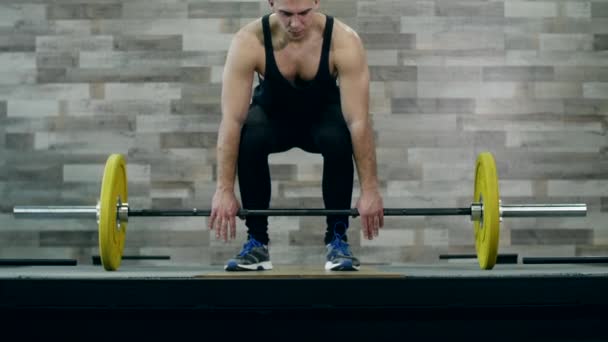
[241, 104, 298, 154]
[298, 104, 350, 154]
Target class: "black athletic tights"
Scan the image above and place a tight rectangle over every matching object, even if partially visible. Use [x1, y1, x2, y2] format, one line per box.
[237, 103, 354, 246]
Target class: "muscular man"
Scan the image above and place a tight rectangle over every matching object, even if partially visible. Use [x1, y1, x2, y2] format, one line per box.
[209, 0, 384, 271]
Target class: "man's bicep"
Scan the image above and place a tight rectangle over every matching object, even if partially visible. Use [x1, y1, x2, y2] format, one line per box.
[338, 40, 370, 127]
[221, 34, 257, 125]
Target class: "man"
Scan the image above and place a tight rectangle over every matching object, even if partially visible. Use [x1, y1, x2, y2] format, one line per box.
[209, 0, 384, 271]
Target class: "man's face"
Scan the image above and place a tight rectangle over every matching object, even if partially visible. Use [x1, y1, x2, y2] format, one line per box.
[269, 0, 320, 40]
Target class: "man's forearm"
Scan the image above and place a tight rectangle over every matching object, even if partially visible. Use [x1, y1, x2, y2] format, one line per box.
[216, 119, 242, 191]
[349, 120, 379, 192]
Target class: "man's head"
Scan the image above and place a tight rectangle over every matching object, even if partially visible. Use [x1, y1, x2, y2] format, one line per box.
[268, 0, 320, 40]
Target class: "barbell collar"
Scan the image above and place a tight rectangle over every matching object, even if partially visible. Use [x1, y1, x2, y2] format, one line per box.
[118, 201, 129, 223]
[470, 203, 483, 222]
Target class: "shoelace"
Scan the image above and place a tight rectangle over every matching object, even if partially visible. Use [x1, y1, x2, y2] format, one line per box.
[329, 233, 351, 256]
[238, 237, 264, 257]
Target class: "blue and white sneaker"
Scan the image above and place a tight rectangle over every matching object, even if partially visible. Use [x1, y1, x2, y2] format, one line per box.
[225, 237, 272, 271]
[325, 233, 360, 271]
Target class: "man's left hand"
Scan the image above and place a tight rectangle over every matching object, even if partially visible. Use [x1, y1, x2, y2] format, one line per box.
[356, 189, 384, 240]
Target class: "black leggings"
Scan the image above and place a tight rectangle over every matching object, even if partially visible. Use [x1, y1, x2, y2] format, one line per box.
[237, 104, 354, 245]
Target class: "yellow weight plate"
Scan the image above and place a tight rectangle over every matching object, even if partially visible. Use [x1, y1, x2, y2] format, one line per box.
[99, 154, 128, 271]
[473, 152, 500, 270]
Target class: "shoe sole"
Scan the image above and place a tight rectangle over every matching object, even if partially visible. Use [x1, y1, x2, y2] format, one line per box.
[224, 261, 273, 272]
[325, 259, 360, 271]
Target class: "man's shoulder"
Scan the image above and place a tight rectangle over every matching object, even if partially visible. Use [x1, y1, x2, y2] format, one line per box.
[240, 17, 264, 35]
[331, 18, 363, 50]
[234, 17, 264, 47]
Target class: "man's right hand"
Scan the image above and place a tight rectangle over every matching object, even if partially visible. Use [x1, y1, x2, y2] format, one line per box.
[209, 189, 241, 242]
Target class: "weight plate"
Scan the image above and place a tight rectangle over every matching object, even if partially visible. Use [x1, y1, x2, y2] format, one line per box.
[473, 152, 500, 270]
[99, 154, 128, 271]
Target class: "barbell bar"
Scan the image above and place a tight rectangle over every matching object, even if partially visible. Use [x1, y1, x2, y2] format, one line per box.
[12, 152, 588, 272]
[13, 204, 587, 219]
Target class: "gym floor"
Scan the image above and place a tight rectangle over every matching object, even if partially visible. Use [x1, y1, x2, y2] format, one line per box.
[1, 263, 607, 340]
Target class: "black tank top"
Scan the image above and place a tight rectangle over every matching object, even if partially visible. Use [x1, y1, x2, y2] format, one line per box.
[251, 14, 341, 117]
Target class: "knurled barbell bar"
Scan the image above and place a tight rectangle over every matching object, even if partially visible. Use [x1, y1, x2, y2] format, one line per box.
[12, 152, 587, 271]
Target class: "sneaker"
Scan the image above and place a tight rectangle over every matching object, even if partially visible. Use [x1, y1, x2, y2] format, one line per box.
[325, 233, 360, 271]
[224, 237, 273, 271]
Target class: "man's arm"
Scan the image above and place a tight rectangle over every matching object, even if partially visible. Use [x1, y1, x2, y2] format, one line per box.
[210, 28, 259, 241]
[335, 28, 378, 193]
[334, 24, 384, 239]
[216, 30, 258, 192]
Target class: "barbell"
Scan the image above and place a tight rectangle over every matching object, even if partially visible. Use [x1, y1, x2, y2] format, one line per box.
[12, 152, 587, 271]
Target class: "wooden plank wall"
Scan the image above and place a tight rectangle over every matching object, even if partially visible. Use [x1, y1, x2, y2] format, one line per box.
[0, 0, 606, 267]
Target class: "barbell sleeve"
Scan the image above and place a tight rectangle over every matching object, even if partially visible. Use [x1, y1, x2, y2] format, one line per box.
[13, 206, 98, 219]
[501, 204, 587, 217]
